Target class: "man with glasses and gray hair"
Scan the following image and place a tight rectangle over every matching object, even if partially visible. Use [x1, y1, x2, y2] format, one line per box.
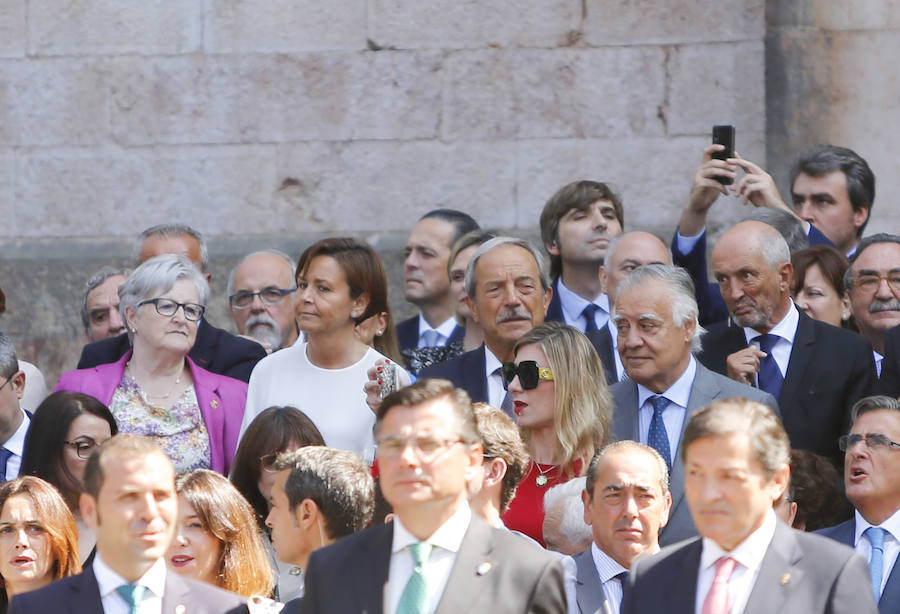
[820, 395, 900, 612]
[227, 250, 299, 353]
[0, 333, 30, 482]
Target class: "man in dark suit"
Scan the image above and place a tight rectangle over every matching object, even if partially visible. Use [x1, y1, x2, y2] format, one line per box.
[539, 180, 623, 334]
[10, 435, 246, 613]
[77, 224, 266, 382]
[396, 210, 479, 356]
[301, 378, 566, 613]
[622, 398, 877, 614]
[574, 441, 671, 614]
[819, 395, 900, 613]
[609, 264, 778, 545]
[418, 237, 552, 411]
[701, 220, 876, 463]
[0, 334, 31, 482]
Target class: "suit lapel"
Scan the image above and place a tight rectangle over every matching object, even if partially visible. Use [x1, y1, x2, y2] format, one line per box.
[611, 382, 640, 442]
[777, 310, 814, 411]
[434, 516, 495, 614]
[743, 523, 803, 614]
[188, 317, 215, 369]
[161, 571, 192, 613]
[464, 346, 489, 403]
[361, 523, 393, 614]
[573, 549, 609, 614]
[65, 568, 104, 614]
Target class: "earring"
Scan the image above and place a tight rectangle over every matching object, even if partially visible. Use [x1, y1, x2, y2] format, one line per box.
[376, 329, 384, 336]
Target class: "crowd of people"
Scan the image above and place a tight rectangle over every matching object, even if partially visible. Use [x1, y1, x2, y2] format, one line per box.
[0, 141, 898, 613]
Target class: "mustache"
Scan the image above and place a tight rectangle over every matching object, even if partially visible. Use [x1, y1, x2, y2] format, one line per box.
[246, 313, 278, 330]
[870, 299, 900, 314]
[496, 306, 532, 324]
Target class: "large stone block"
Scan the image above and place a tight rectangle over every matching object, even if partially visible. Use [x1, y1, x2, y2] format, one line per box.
[443, 48, 667, 141]
[0, 151, 12, 224]
[584, 0, 764, 45]
[109, 52, 442, 145]
[668, 41, 765, 136]
[27, 0, 202, 55]
[275, 141, 517, 232]
[205, 0, 365, 52]
[367, 0, 581, 50]
[11, 146, 279, 238]
[0, 1, 25, 58]
[0, 59, 109, 146]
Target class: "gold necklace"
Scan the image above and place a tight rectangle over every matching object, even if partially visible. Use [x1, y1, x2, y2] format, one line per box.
[127, 361, 183, 400]
[534, 460, 559, 488]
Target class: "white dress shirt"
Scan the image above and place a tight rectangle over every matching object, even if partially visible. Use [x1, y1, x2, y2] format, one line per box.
[417, 315, 458, 348]
[742, 301, 799, 384]
[94, 554, 166, 614]
[874, 350, 884, 378]
[636, 357, 697, 462]
[386, 504, 472, 614]
[853, 508, 900, 596]
[556, 279, 610, 333]
[4, 409, 30, 481]
[695, 510, 777, 614]
[482, 346, 507, 409]
[590, 543, 629, 614]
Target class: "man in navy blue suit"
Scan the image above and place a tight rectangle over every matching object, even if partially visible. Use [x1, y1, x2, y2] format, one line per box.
[820, 395, 900, 614]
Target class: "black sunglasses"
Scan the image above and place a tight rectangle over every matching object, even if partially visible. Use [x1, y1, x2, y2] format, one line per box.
[501, 360, 554, 391]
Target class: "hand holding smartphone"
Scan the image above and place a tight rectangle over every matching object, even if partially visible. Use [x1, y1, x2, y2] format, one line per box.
[711, 125, 735, 185]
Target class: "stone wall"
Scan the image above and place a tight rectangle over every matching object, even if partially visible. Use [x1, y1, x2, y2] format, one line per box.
[0, 0, 768, 388]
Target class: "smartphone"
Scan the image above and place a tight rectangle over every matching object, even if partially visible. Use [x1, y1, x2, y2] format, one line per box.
[712, 125, 735, 185]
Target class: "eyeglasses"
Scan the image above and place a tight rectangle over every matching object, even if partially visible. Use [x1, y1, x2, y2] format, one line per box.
[838, 433, 900, 452]
[260, 453, 281, 473]
[64, 438, 102, 460]
[853, 273, 900, 295]
[230, 286, 297, 309]
[501, 360, 554, 390]
[375, 435, 464, 461]
[0, 375, 13, 393]
[139, 298, 205, 321]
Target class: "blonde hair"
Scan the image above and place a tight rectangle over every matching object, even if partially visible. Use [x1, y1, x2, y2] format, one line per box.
[514, 322, 612, 477]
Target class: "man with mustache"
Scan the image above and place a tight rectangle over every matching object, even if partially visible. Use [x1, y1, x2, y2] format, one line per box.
[419, 237, 551, 415]
[700, 220, 876, 464]
[227, 250, 299, 353]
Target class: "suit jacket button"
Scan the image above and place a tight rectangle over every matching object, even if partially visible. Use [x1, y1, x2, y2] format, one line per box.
[210, 400, 219, 409]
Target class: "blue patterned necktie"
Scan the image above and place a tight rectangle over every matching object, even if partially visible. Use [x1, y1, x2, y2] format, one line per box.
[754, 334, 784, 399]
[396, 542, 432, 614]
[0, 448, 13, 482]
[581, 303, 600, 333]
[647, 395, 671, 468]
[116, 583, 146, 614]
[866, 526, 886, 602]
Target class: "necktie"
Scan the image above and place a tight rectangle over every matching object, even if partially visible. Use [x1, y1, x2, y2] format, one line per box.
[701, 556, 736, 614]
[647, 396, 671, 468]
[866, 526, 886, 602]
[116, 583, 147, 614]
[396, 542, 432, 614]
[420, 329, 440, 348]
[754, 334, 784, 399]
[0, 448, 13, 482]
[493, 368, 515, 418]
[581, 303, 600, 333]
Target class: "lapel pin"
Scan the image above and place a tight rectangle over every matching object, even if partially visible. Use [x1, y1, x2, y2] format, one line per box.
[780, 572, 790, 586]
[210, 399, 219, 409]
[175, 605, 186, 614]
[476, 562, 492, 576]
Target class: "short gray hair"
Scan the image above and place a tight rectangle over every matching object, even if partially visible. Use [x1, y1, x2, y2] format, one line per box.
[464, 236, 550, 298]
[543, 477, 592, 546]
[850, 395, 900, 424]
[119, 254, 209, 332]
[845, 233, 900, 293]
[745, 222, 791, 270]
[614, 264, 705, 352]
[136, 224, 208, 271]
[0, 334, 18, 379]
[81, 267, 130, 329]
[226, 249, 296, 297]
[744, 209, 809, 255]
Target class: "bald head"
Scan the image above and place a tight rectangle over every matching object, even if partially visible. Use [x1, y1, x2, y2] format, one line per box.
[604, 232, 672, 304]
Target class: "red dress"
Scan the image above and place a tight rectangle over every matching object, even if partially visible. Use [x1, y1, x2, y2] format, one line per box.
[501, 459, 582, 547]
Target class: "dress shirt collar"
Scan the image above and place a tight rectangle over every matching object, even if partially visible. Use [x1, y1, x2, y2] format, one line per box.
[483, 345, 503, 380]
[4, 409, 29, 457]
[590, 543, 628, 583]
[93, 553, 167, 601]
[556, 278, 609, 323]
[700, 509, 777, 573]
[853, 507, 900, 547]
[637, 356, 697, 409]
[418, 314, 458, 343]
[742, 300, 799, 345]
[392, 503, 472, 555]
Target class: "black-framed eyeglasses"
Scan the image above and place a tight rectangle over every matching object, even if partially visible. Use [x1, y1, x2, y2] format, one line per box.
[63, 438, 102, 460]
[501, 360, 554, 391]
[230, 286, 297, 309]
[139, 298, 205, 321]
[838, 433, 900, 452]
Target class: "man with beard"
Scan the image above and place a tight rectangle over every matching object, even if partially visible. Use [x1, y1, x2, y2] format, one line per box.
[228, 250, 299, 353]
[700, 220, 876, 464]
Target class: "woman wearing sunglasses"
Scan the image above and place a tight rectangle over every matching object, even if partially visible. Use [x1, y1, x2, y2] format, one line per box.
[500, 321, 612, 546]
[55, 255, 247, 476]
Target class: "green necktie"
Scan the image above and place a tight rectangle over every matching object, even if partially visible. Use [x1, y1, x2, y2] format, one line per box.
[396, 542, 433, 614]
[116, 583, 147, 614]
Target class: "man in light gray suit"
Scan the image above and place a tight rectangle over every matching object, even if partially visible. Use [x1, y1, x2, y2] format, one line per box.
[609, 264, 779, 545]
[622, 398, 877, 614]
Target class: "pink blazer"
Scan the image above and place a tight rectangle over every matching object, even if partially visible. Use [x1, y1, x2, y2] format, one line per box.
[54, 352, 247, 475]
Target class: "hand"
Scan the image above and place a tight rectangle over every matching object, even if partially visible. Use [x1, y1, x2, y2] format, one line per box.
[363, 359, 412, 413]
[730, 154, 796, 216]
[679, 145, 736, 236]
[726, 346, 766, 386]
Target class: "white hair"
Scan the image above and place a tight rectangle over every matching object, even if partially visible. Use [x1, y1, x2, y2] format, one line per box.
[226, 249, 296, 297]
[464, 236, 550, 298]
[543, 477, 592, 547]
[119, 254, 209, 331]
